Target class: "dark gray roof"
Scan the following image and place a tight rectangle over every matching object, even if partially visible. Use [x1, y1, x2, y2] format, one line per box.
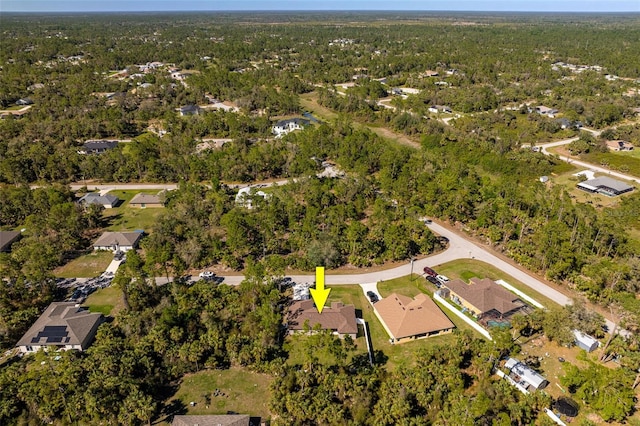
[274, 118, 310, 127]
[16, 302, 103, 349]
[0, 231, 21, 251]
[78, 193, 120, 206]
[83, 140, 118, 151]
[180, 104, 200, 113]
[578, 177, 633, 193]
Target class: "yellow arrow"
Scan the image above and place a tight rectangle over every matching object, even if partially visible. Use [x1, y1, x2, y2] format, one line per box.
[310, 266, 331, 314]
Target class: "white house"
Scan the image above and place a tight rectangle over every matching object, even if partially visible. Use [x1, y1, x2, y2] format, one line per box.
[504, 357, 549, 391]
[271, 118, 309, 137]
[573, 330, 599, 352]
[235, 187, 270, 209]
[428, 105, 452, 114]
[93, 231, 143, 252]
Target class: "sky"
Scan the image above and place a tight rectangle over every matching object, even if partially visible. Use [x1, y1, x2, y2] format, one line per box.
[2, 0, 639, 13]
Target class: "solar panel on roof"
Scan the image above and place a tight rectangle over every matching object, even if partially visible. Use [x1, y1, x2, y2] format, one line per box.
[31, 325, 69, 344]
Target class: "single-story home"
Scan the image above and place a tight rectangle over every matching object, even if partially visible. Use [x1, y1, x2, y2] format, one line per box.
[78, 193, 121, 209]
[442, 277, 525, 319]
[235, 187, 270, 209]
[16, 98, 33, 106]
[78, 140, 119, 154]
[178, 104, 200, 116]
[573, 330, 599, 352]
[129, 192, 165, 208]
[504, 357, 549, 391]
[16, 302, 104, 353]
[172, 414, 260, 426]
[93, 231, 143, 252]
[287, 300, 357, 339]
[374, 293, 454, 344]
[272, 118, 310, 137]
[428, 105, 452, 114]
[535, 105, 558, 116]
[423, 70, 439, 77]
[577, 176, 634, 196]
[605, 140, 634, 151]
[0, 230, 21, 252]
[556, 118, 582, 130]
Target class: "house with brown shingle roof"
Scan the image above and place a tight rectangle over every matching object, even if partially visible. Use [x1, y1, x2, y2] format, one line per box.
[287, 300, 357, 339]
[442, 278, 525, 319]
[373, 293, 454, 344]
[16, 302, 104, 353]
[172, 414, 259, 426]
[129, 192, 165, 208]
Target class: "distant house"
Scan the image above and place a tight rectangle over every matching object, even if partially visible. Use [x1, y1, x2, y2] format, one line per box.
[423, 70, 439, 77]
[577, 176, 634, 196]
[287, 300, 358, 339]
[15, 98, 33, 106]
[0, 230, 21, 252]
[632, 107, 640, 116]
[442, 278, 525, 319]
[534, 105, 558, 117]
[391, 88, 403, 96]
[16, 302, 104, 353]
[179, 105, 200, 116]
[573, 330, 599, 352]
[504, 357, 549, 391]
[605, 140, 634, 151]
[129, 193, 165, 208]
[93, 231, 143, 252]
[172, 414, 260, 426]
[235, 187, 269, 209]
[428, 105, 452, 114]
[272, 118, 310, 137]
[78, 193, 120, 209]
[374, 293, 454, 344]
[78, 140, 119, 154]
[556, 118, 582, 130]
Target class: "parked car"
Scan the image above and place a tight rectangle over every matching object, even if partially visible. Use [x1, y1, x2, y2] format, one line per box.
[436, 275, 450, 284]
[366, 291, 379, 303]
[426, 275, 442, 287]
[424, 218, 433, 224]
[199, 271, 216, 280]
[114, 250, 125, 260]
[423, 266, 437, 277]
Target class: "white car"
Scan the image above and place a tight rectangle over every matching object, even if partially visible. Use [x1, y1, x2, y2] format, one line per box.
[198, 271, 216, 280]
[436, 275, 450, 284]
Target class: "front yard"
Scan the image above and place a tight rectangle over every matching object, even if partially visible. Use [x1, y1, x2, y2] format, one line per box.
[53, 251, 113, 278]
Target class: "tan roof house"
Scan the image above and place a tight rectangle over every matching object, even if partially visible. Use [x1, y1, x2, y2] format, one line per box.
[374, 293, 454, 344]
[16, 302, 104, 353]
[172, 415, 258, 426]
[443, 278, 525, 319]
[93, 231, 143, 252]
[0, 230, 21, 252]
[605, 140, 634, 151]
[129, 192, 165, 208]
[287, 300, 357, 339]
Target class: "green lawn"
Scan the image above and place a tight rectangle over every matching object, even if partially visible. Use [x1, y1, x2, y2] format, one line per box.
[53, 251, 113, 278]
[165, 368, 273, 424]
[580, 150, 640, 178]
[100, 190, 165, 231]
[84, 285, 123, 316]
[433, 259, 561, 309]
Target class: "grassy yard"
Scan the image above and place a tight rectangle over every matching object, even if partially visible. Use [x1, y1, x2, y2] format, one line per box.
[165, 368, 273, 424]
[53, 251, 113, 278]
[580, 150, 640, 178]
[84, 285, 123, 316]
[100, 190, 165, 231]
[433, 259, 560, 309]
[550, 172, 626, 209]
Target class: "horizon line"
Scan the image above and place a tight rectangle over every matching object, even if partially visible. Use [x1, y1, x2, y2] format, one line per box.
[2, 9, 640, 13]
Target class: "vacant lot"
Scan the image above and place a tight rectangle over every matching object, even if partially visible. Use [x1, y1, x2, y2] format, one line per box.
[53, 251, 113, 278]
[165, 368, 273, 424]
[84, 285, 123, 316]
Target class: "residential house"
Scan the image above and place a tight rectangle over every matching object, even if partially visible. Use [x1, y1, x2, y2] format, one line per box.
[605, 140, 634, 151]
[555, 118, 582, 130]
[391, 88, 404, 96]
[16, 302, 104, 353]
[287, 300, 358, 339]
[179, 105, 200, 116]
[78, 193, 120, 209]
[428, 105, 452, 114]
[504, 357, 549, 391]
[573, 330, 599, 352]
[442, 278, 525, 319]
[235, 187, 270, 209]
[577, 176, 634, 196]
[129, 192, 165, 208]
[172, 414, 260, 426]
[78, 140, 119, 154]
[15, 98, 33, 106]
[423, 70, 439, 77]
[0, 230, 21, 252]
[374, 293, 454, 344]
[93, 231, 143, 252]
[271, 118, 310, 137]
[534, 105, 558, 117]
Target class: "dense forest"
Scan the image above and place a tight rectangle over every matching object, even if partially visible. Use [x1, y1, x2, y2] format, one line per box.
[1, 12, 640, 425]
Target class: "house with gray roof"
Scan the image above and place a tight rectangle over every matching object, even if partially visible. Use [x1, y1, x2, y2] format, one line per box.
[0, 230, 21, 252]
[16, 302, 104, 353]
[93, 231, 143, 252]
[577, 176, 634, 196]
[78, 140, 119, 154]
[78, 192, 121, 208]
[172, 414, 259, 426]
[504, 357, 549, 391]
